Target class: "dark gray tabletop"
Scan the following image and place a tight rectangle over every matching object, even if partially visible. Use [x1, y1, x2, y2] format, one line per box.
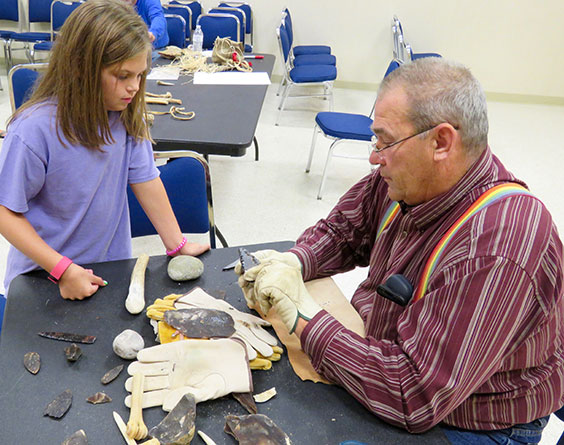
[148, 54, 275, 157]
[0, 242, 448, 444]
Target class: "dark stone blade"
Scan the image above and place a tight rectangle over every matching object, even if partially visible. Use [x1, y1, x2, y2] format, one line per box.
[149, 394, 196, 445]
[101, 364, 124, 385]
[61, 429, 88, 445]
[38, 332, 96, 344]
[233, 392, 258, 414]
[44, 389, 73, 419]
[64, 343, 82, 362]
[225, 414, 291, 445]
[23, 351, 41, 374]
[238, 248, 260, 273]
[164, 308, 235, 338]
[86, 392, 112, 404]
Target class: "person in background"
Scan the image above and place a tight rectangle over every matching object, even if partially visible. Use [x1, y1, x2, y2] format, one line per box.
[0, 0, 208, 302]
[239, 58, 564, 444]
[124, 0, 169, 58]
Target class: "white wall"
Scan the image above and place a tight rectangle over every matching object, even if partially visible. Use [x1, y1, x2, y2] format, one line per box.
[248, 0, 564, 99]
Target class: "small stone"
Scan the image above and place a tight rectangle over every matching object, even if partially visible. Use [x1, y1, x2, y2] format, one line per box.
[167, 255, 204, 281]
[86, 392, 112, 404]
[149, 394, 196, 445]
[44, 389, 73, 419]
[62, 429, 88, 445]
[23, 352, 41, 374]
[101, 364, 124, 384]
[64, 343, 82, 362]
[112, 329, 144, 360]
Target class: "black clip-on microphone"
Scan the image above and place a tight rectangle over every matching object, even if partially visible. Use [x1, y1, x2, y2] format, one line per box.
[376, 274, 414, 306]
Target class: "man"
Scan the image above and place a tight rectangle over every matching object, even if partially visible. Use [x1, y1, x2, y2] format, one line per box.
[239, 58, 564, 443]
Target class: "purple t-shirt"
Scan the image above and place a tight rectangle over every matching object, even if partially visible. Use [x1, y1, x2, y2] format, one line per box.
[0, 101, 159, 291]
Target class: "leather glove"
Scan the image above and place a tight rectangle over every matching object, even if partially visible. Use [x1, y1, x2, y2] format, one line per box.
[124, 338, 252, 411]
[236, 250, 302, 309]
[146, 288, 283, 370]
[254, 262, 321, 334]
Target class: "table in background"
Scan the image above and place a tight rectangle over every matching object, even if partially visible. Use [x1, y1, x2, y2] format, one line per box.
[148, 54, 275, 158]
[0, 242, 448, 444]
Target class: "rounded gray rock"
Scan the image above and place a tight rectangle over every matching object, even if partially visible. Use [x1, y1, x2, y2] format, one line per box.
[167, 255, 204, 281]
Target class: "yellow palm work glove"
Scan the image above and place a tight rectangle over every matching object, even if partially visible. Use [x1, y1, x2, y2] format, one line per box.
[124, 338, 252, 412]
[254, 262, 321, 334]
[145, 291, 283, 369]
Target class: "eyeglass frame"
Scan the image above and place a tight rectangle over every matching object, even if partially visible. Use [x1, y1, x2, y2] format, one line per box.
[371, 124, 446, 154]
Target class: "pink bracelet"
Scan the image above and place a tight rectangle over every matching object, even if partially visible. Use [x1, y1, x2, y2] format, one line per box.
[166, 237, 187, 256]
[48, 256, 73, 283]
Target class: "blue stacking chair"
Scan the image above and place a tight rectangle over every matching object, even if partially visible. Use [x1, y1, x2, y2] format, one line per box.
[282, 8, 331, 57]
[170, 0, 201, 32]
[7, 0, 53, 65]
[209, 6, 249, 51]
[276, 21, 336, 126]
[218, 2, 253, 50]
[0, 0, 20, 78]
[127, 151, 227, 249]
[163, 3, 192, 45]
[165, 14, 188, 48]
[306, 60, 401, 200]
[8, 62, 47, 112]
[196, 13, 241, 50]
[33, 0, 84, 58]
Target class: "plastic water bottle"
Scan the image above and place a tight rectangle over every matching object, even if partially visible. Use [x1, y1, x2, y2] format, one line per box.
[193, 25, 203, 53]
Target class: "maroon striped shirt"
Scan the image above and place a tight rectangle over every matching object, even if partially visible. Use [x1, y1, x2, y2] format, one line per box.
[290, 147, 564, 433]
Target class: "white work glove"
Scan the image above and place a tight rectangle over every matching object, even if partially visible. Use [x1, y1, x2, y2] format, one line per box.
[236, 250, 302, 309]
[253, 262, 321, 334]
[173, 288, 279, 361]
[124, 338, 252, 412]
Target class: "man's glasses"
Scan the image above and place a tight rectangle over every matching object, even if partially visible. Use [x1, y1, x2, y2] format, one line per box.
[371, 125, 438, 154]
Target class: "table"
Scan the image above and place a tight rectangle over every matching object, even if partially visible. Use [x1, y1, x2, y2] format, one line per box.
[148, 54, 275, 158]
[0, 242, 448, 444]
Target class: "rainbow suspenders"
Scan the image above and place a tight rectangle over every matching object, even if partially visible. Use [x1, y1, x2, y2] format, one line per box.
[377, 183, 533, 304]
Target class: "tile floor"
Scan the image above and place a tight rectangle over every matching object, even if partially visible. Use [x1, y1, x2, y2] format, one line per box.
[1, 67, 564, 443]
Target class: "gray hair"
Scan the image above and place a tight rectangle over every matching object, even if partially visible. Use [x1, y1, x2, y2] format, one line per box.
[379, 58, 488, 155]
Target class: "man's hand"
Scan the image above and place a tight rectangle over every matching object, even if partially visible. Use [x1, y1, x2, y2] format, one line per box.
[236, 250, 302, 309]
[254, 263, 321, 334]
[124, 339, 252, 411]
[58, 263, 106, 300]
[148, 31, 156, 42]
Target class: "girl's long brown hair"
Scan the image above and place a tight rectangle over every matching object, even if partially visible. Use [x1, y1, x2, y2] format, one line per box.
[10, 0, 152, 149]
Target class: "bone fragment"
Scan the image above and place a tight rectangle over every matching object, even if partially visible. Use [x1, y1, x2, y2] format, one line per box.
[253, 387, 277, 403]
[113, 411, 137, 445]
[198, 431, 218, 445]
[127, 372, 148, 440]
[157, 80, 174, 86]
[125, 254, 150, 314]
[145, 97, 170, 105]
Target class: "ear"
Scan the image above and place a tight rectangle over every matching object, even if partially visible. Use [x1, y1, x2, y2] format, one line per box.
[432, 123, 458, 162]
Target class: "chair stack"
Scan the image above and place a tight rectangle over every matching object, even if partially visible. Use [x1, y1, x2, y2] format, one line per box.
[275, 8, 337, 126]
[392, 15, 441, 63]
[0, 0, 20, 80]
[163, 2, 193, 48]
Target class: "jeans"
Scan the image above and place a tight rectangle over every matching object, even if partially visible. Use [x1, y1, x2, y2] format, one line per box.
[441, 416, 550, 444]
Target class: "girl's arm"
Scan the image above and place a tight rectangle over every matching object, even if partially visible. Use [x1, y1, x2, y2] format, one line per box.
[129, 177, 210, 256]
[0, 205, 106, 300]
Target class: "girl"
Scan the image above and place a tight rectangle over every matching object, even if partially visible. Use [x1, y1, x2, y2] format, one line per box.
[0, 0, 208, 301]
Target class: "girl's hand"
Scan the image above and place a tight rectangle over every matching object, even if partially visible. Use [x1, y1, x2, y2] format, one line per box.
[179, 242, 210, 257]
[58, 263, 107, 300]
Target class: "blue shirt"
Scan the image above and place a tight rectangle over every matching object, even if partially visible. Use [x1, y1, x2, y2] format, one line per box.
[0, 102, 159, 291]
[135, 0, 169, 49]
